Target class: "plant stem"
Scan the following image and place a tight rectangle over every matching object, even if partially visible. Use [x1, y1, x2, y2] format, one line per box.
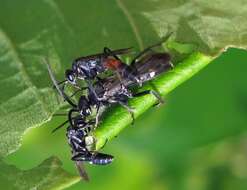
[91, 52, 214, 150]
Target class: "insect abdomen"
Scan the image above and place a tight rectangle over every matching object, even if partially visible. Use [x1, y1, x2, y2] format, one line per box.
[90, 153, 114, 165]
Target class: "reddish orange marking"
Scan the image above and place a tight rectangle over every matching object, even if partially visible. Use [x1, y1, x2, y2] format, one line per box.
[104, 58, 121, 70]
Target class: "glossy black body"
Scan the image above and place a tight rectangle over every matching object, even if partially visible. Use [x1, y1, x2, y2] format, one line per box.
[62, 47, 132, 87]
[46, 37, 173, 181]
[66, 120, 114, 164]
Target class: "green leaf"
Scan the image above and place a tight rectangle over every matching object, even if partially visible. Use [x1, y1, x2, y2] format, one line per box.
[141, 0, 247, 55]
[6, 49, 247, 190]
[0, 157, 80, 190]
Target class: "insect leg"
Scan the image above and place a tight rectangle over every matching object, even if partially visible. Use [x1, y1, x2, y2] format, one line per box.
[52, 108, 84, 133]
[101, 138, 109, 149]
[52, 80, 67, 90]
[95, 104, 101, 128]
[69, 87, 88, 99]
[68, 108, 80, 127]
[118, 101, 135, 124]
[103, 47, 122, 61]
[130, 32, 173, 65]
[133, 90, 164, 105]
[74, 47, 133, 62]
[51, 119, 70, 133]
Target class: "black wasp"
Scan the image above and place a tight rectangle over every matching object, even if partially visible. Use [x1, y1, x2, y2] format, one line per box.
[61, 36, 173, 125]
[53, 52, 173, 128]
[47, 62, 114, 181]
[56, 47, 133, 90]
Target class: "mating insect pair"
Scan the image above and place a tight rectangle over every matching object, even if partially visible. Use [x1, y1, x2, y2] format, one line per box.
[55, 36, 173, 125]
[47, 37, 173, 181]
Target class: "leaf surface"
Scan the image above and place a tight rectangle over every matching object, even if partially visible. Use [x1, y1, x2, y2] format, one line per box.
[0, 157, 80, 190]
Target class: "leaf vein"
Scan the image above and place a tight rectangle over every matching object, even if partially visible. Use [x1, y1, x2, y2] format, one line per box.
[0, 28, 50, 117]
[116, 0, 144, 50]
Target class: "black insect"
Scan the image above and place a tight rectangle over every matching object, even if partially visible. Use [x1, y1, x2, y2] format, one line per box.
[66, 116, 114, 181]
[67, 121, 113, 165]
[56, 47, 133, 90]
[66, 38, 173, 124]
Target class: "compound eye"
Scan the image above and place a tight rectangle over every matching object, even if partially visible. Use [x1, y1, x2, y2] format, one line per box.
[65, 70, 76, 84]
[68, 74, 74, 82]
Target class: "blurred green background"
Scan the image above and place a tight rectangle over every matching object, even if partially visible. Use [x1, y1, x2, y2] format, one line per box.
[0, 0, 247, 189]
[5, 48, 247, 190]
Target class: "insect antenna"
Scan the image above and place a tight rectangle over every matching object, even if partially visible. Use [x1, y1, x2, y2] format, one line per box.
[130, 32, 173, 65]
[52, 80, 67, 90]
[45, 58, 77, 108]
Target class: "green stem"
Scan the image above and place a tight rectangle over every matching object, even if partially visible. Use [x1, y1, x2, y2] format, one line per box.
[91, 52, 214, 150]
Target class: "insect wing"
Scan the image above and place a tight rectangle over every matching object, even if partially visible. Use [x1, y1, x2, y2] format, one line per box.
[135, 53, 172, 78]
[102, 53, 173, 89]
[75, 161, 90, 181]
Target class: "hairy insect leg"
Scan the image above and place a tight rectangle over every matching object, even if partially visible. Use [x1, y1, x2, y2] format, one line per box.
[133, 90, 164, 105]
